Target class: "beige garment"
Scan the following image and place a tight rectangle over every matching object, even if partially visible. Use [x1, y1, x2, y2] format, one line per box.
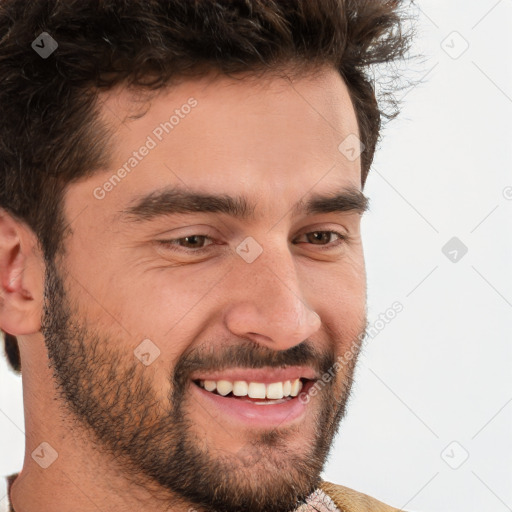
[320, 481, 405, 512]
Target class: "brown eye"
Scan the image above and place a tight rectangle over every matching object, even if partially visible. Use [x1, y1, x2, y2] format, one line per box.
[177, 235, 209, 248]
[295, 230, 346, 247]
[157, 234, 215, 252]
[306, 231, 335, 245]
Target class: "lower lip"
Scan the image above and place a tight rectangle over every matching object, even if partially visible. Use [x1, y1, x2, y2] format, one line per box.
[190, 381, 314, 428]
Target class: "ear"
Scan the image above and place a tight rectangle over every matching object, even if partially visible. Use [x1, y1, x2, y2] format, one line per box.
[0, 209, 44, 336]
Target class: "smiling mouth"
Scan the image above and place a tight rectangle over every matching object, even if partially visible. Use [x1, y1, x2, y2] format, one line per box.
[193, 378, 311, 403]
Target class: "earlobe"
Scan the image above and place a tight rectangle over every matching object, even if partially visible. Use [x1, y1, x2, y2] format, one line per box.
[0, 210, 44, 336]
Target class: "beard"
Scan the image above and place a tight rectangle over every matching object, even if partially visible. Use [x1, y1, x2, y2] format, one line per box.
[41, 257, 365, 512]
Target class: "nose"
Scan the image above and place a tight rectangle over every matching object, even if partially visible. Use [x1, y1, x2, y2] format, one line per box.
[223, 246, 321, 351]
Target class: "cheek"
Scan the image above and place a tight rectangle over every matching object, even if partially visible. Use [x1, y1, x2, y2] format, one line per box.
[302, 254, 366, 346]
[337, 247, 366, 305]
[301, 249, 366, 307]
[108, 264, 223, 352]
[90, 266, 223, 403]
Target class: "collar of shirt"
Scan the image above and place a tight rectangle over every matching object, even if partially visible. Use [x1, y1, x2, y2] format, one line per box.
[296, 488, 341, 512]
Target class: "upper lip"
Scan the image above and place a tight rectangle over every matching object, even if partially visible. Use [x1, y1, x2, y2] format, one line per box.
[190, 366, 319, 384]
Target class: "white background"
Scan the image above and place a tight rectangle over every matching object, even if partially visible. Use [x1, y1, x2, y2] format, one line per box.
[1, 1, 512, 511]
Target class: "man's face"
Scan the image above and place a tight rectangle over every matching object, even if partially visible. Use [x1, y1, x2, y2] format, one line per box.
[42, 67, 368, 511]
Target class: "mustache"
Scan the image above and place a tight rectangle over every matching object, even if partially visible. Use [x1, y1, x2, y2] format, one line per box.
[172, 340, 335, 390]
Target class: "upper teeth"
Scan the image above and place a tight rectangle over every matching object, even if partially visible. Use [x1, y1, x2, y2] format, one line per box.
[199, 378, 303, 399]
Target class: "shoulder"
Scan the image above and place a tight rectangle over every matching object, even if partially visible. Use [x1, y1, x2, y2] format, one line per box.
[319, 480, 405, 512]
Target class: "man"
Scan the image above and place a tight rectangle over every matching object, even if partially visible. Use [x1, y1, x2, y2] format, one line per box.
[0, 1, 410, 511]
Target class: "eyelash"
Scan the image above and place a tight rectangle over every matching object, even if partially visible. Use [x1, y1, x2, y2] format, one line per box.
[157, 230, 348, 254]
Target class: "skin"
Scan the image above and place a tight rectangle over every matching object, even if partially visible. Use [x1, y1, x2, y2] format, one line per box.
[0, 66, 368, 512]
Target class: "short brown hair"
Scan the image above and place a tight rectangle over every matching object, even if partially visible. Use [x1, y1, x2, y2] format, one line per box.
[0, 0, 411, 373]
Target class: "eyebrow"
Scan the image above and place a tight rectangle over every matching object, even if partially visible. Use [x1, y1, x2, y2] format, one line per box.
[119, 186, 369, 223]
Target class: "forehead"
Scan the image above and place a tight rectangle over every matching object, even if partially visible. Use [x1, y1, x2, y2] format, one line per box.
[101, 66, 357, 129]
[69, 67, 362, 223]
